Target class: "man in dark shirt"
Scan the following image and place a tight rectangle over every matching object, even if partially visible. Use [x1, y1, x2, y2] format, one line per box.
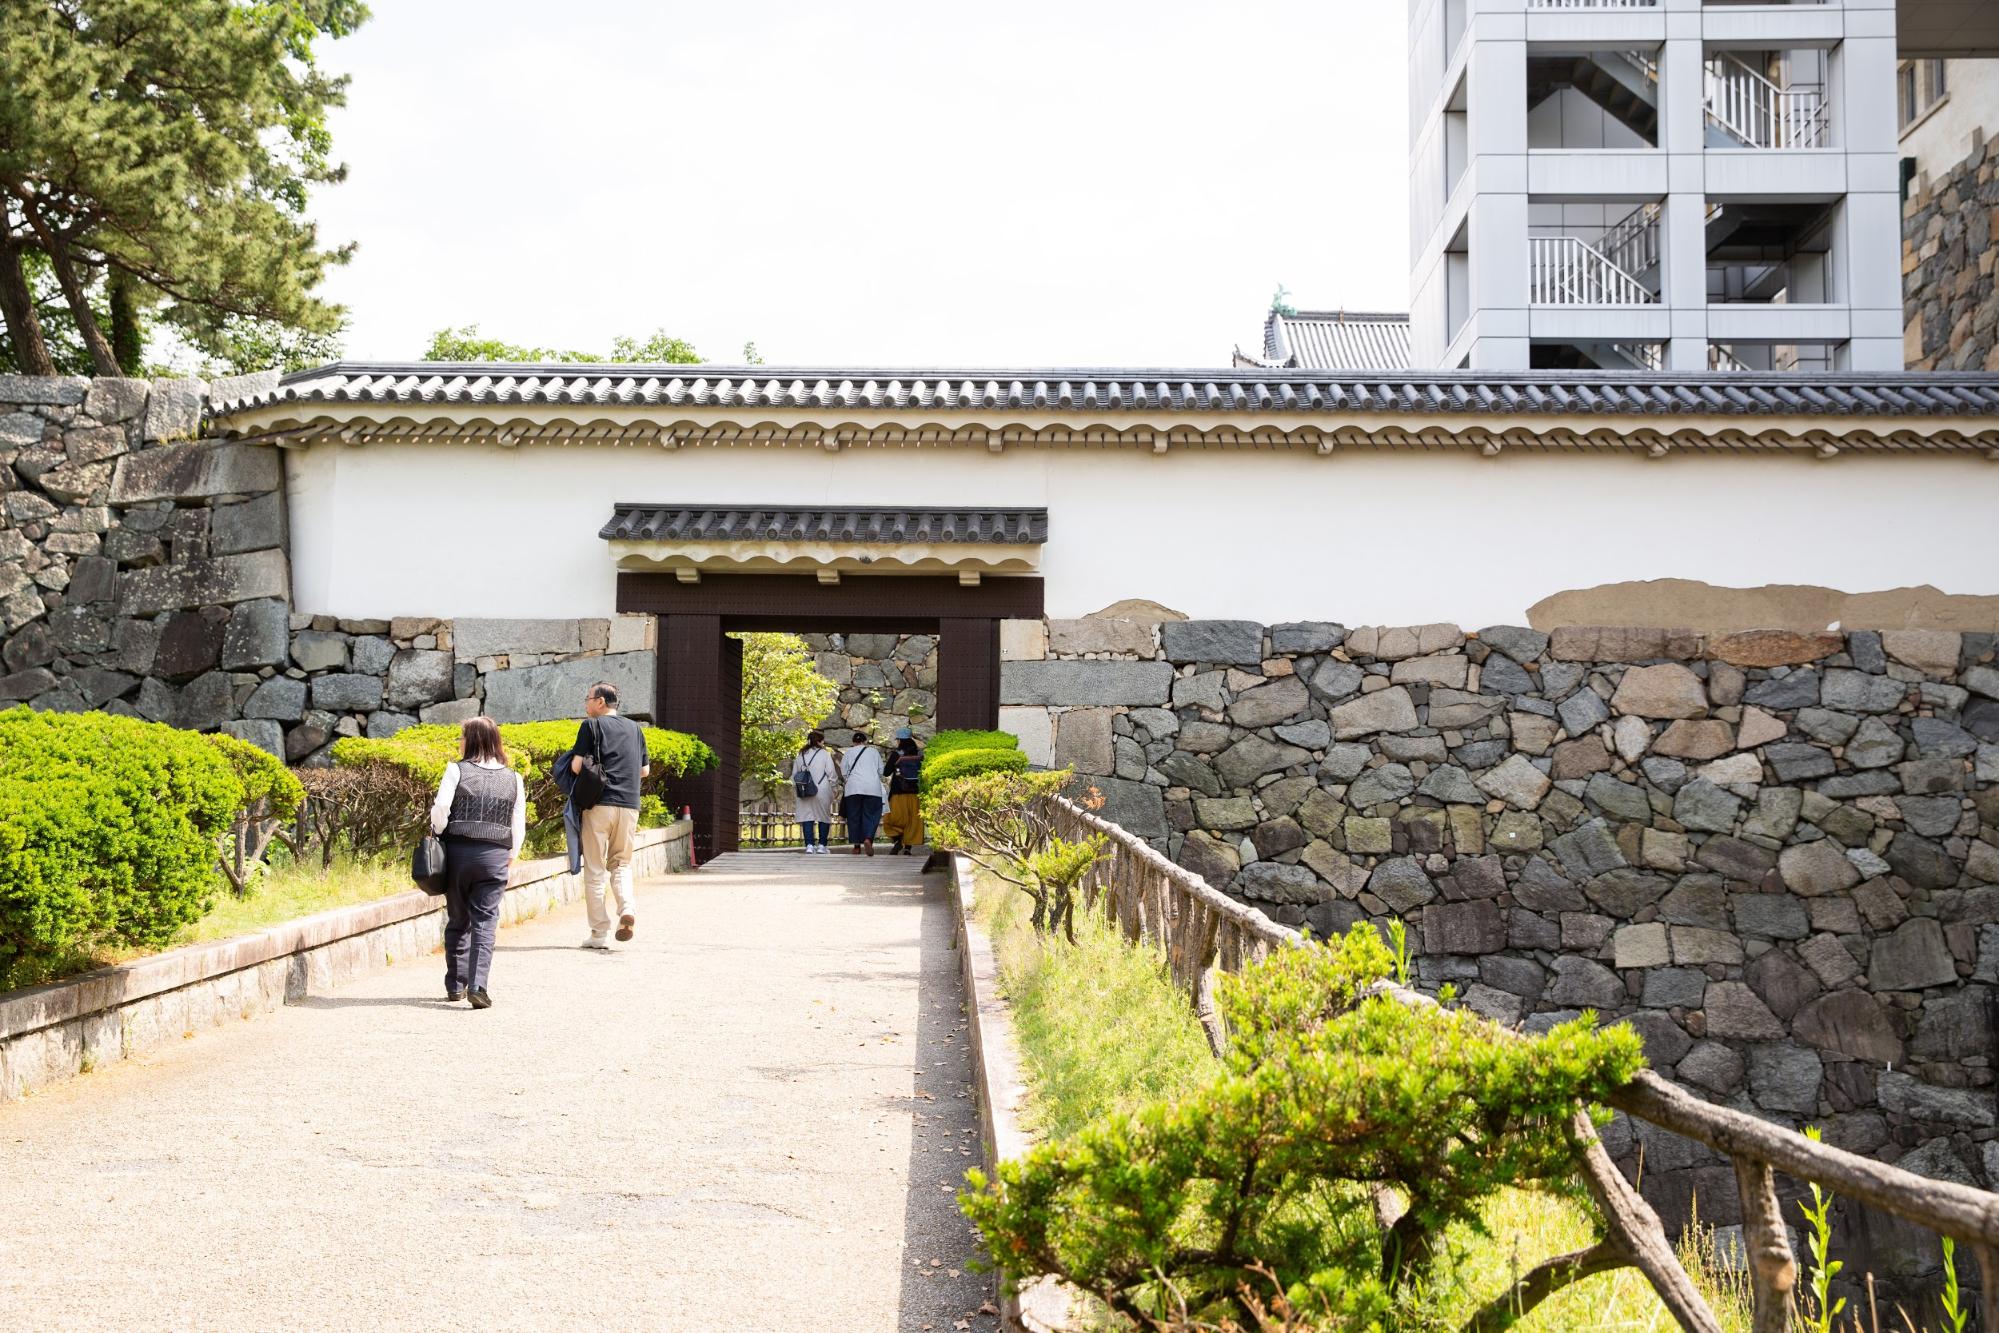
[571, 681, 650, 949]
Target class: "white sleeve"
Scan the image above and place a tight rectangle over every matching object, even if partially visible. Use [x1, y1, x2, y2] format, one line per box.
[429, 763, 460, 835]
[511, 773, 527, 857]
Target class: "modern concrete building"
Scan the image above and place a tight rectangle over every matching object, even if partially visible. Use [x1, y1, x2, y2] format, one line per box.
[1409, 0, 1914, 374]
[1896, 55, 1999, 186]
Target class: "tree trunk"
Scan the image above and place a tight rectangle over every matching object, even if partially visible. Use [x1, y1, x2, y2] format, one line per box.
[108, 269, 143, 375]
[16, 201, 117, 375]
[0, 230, 55, 376]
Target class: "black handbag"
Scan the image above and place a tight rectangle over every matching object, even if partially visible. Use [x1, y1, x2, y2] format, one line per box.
[572, 718, 608, 810]
[412, 833, 447, 893]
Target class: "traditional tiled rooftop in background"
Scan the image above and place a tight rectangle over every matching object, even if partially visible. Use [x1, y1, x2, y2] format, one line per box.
[1233, 311, 1412, 372]
[215, 362, 1999, 418]
[599, 506, 1047, 545]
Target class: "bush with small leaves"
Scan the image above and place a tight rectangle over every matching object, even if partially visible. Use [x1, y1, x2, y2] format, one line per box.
[927, 767, 1104, 942]
[960, 923, 1647, 1331]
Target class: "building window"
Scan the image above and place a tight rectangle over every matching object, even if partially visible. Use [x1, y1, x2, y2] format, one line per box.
[1899, 60, 1947, 133]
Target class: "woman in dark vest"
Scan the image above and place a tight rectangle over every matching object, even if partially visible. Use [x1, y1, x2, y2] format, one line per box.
[427, 716, 526, 1008]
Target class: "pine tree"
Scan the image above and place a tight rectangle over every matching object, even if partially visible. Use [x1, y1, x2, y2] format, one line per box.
[0, 0, 367, 375]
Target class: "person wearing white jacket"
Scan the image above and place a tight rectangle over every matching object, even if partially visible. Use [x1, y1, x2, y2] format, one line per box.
[427, 717, 526, 1008]
[789, 730, 838, 853]
[840, 731, 888, 856]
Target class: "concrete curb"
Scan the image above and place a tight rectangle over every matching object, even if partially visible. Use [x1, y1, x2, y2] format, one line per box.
[949, 853, 1079, 1333]
[0, 821, 692, 1100]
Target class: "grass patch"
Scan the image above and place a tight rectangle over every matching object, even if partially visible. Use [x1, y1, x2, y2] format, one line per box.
[975, 870, 1214, 1140]
[969, 871, 1755, 1332]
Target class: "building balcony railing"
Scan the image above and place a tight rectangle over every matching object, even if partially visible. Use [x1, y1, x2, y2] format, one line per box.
[1705, 54, 1829, 148]
[1530, 233, 1659, 305]
[1527, 0, 1659, 8]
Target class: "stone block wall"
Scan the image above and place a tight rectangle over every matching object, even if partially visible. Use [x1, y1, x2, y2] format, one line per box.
[0, 375, 657, 758]
[1001, 613, 1998, 1271]
[802, 631, 939, 739]
[1903, 139, 1999, 371]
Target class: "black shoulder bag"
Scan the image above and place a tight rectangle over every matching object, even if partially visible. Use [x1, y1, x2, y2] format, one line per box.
[572, 717, 609, 811]
[411, 762, 450, 893]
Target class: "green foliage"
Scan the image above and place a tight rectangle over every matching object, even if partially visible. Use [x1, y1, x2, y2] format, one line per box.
[1796, 1126, 1846, 1333]
[206, 731, 307, 893]
[927, 728, 1020, 760]
[1941, 1236, 1968, 1333]
[324, 720, 714, 855]
[928, 766, 1103, 942]
[0, 0, 366, 376]
[420, 323, 703, 364]
[0, 707, 249, 988]
[961, 924, 1646, 1330]
[639, 794, 670, 830]
[922, 744, 1028, 792]
[734, 632, 840, 802]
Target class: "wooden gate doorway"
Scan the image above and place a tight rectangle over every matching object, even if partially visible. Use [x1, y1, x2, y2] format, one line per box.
[615, 572, 1044, 860]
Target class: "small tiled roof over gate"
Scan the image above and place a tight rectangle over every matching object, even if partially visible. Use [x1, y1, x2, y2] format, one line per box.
[599, 506, 1048, 545]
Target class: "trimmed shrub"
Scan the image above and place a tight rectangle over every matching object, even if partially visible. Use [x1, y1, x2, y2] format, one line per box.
[319, 720, 715, 859]
[208, 732, 307, 895]
[0, 707, 246, 988]
[928, 728, 1020, 760]
[922, 744, 1028, 792]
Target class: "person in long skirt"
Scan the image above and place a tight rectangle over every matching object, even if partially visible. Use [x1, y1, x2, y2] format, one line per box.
[428, 716, 525, 1008]
[789, 730, 838, 854]
[878, 730, 925, 856]
[839, 729, 887, 855]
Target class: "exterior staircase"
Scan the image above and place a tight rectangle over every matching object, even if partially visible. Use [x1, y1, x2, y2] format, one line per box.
[1528, 50, 1827, 152]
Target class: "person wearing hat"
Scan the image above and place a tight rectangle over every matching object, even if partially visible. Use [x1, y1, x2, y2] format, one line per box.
[877, 729, 925, 856]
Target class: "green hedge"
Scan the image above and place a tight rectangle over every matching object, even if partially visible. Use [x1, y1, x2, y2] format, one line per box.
[921, 736, 1029, 792]
[928, 728, 1020, 759]
[327, 720, 716, 854]
[0, 707, 275, 989]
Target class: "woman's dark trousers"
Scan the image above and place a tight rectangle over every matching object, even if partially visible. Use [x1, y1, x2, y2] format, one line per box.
[442, 836, 510, 994]
[844, 794, 884, 845]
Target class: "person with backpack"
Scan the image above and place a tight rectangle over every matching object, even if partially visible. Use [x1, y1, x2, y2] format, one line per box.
[427, 716, 526, 1008]
[878, 730, 925, 857]
[568, 681, 650, 950]
[789, 730, 837, 854]
[839, 729, 887, 856]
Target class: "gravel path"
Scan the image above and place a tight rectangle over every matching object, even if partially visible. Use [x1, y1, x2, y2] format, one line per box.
[0, 852, 997, 1332]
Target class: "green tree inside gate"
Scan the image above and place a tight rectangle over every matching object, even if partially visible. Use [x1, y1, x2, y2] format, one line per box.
[735, 632, 840, 803]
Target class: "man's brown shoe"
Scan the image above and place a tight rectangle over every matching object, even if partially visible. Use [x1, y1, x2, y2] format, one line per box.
[616, 913, 635, 942]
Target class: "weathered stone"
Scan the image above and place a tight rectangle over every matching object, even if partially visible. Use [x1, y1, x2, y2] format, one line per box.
[1611, 922, 1671, 968]
[1736, 706, 1787, 750]
[242, 675, 307, 721]
[1176, 831, 1241, 887]
[1910, 990, 1993, 1062]
[1678, 1041, 1745, 1093]
[1556, 687, 1611, 736]
[1898, 794, 1962, 838]
[1342, 763, 1411, 809]
[210, 491, 285, 556]
[482, 651, 654, 724]
[1549, 625, 1701, 663]
[1425, 687, 1503, 729]
[1868, 917, 1957, 991]
[1657, 876, 1727, 929]
[1652, 719, 1735, 761]
[153, 608, 226, 679]
[383, 649, 455, 710]
[346, 635, 394, 676]
[451, 618, 582, 661]
[0, 667, 57, 702]
[1477, 753, 1551, 810]
[1694, 835, 1777, 884]
[1096, 777, 1172, 839]
[1841, 716, 1905, 770]
[1643, 967, 1710, 1009]
[1708, 630, 1843, 668]
[365, 711, 418, 739]
[1899, 755, 1967, 796]
[1881, 629, 1962, 675]
[1671, 926, 1745, 966]
[418, 697, 482, 726]
[310, 672, 384, 714]
[1047, 618, 1154, 657]
[220, 597, 290, 670]
[1368, 857, 1435, 913]
[1329, 687, 1418, 740]
[1001, 660, 1172, 707]
[1673, 779, 1742, 834]
[1820, 668, 1907, 714]
[1306, 660, 1364, 702]
[109, 439, 278, 503]
[1238, 861, 1324, 905]
[1760, 742, 1833, 782]
[1549, 736, 1611, 780]
[1160, 620, 1262, 666]
[1547, 956, 1623, 1009]
[1779, 840, 1861, 897]
[1194, 796, 1258, 830]
[1390, 654, 1468, 688]
[1274, 719, 1330, 750]
[138, 378, 202, 442]
[1477, 654, 1535, 696]
[1584, 772, 1653, 824]
[1733, 893, 1809, 940]
[1877, 1071, 1997, 1128]
[1794, 990, 1903, 1064]
[1744, 670, 1821, 710]
[1476, 625, 1548, 664]
[1228, 675, 1309, 729]
[220, 718, 284, 757]
[1912, 716, 1980, 759]
[1318, 743, 1371, 782]
[1157, 751, 1222, 797]
[1410, 764, 1479, 805]
[1610, 664, 1707, 720]
[1269, 621, 1345, 654]
[117, 549, 288, 616]
[1423, 899, 1506, 954]
[1747, 1044, 1823, 1114]
[1885, 832, 1958, 890]
[173, 670, 233, 731]
[1703, 981, 1785, 1039]
[1214, 736, 1310, 788]
[1250, 817, 1307, 860]
[1748, 950, 1821, 1023]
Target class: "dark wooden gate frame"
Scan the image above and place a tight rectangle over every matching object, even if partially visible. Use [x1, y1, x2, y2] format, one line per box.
[615, 572, 1044, 860]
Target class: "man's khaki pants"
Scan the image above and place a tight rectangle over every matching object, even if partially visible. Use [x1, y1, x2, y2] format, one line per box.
[581, 804, 640, 937]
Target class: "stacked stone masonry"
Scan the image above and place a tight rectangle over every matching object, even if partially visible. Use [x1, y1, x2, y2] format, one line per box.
[0, 375, 657, 760]
[1903, 138, 1999, 373]
[1002, 614, 1998, 1274]
[801, 631, 939, 740]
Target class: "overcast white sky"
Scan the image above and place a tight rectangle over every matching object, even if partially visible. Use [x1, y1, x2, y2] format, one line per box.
[309, 1, 1409, 368]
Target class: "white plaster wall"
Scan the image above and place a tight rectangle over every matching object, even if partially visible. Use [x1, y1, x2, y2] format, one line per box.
[1902, 59, 1999, 180]
[283, 440, 1999, 628]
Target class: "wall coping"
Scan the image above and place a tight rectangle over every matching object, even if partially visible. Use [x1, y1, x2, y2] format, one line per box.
[0, 821, 690, 1044]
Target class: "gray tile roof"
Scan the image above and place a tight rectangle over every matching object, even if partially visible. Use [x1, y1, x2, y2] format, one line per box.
[600, 505, 1048, 545]
[1236, 311, 1412, 371]
[218, 361, 1999, 419]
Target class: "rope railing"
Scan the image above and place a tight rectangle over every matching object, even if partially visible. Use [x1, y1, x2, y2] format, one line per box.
[1047, 794, 1999, 1330]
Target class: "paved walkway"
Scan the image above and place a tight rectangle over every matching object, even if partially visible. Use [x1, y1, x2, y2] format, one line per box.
[0, 853, 996, 1332]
